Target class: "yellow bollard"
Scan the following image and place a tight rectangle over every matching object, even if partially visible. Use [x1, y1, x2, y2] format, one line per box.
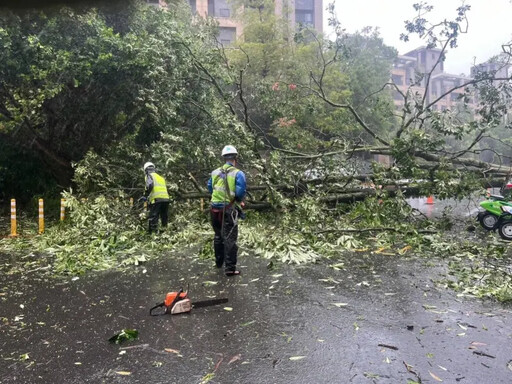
[10, 199, 17, 237]
[60, 199, 66, 221]
[130, 197, 134, 208]
[38, 198, 44, 234]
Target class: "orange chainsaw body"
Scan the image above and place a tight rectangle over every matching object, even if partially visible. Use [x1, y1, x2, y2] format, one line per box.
[164, 291, 191, 314]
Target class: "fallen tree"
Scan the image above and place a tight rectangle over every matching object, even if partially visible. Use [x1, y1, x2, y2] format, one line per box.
[1, 1, 511, 302]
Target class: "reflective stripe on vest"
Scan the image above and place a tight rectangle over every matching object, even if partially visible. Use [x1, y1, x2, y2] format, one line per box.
[147, 172, 169, 203]
[211, 164, 239, 204]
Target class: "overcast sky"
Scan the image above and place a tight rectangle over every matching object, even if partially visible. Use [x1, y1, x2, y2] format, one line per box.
[324, 0, 512, 75]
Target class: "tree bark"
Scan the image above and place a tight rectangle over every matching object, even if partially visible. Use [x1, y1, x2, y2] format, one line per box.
[29, 136, 74, 187]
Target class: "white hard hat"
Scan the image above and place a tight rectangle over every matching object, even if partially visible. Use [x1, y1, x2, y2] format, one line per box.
[143, 162, 155, 171]
[221, 145, 238, 157]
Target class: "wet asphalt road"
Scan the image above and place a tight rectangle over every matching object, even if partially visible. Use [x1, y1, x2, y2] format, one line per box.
[408, 196, 481, 219]
[1, 247, 512, 384]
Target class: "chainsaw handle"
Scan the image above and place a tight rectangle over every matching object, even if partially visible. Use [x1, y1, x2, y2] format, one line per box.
[166, 288, 184, 313]
[149, 302, 166, 316]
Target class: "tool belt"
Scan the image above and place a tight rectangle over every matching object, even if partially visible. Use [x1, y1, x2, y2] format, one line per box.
[210, 204, 233, 213]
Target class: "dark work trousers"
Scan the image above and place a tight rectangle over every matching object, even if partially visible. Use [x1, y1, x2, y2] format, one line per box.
[210, 207, 238, 272]
[148, 201, 169, 233]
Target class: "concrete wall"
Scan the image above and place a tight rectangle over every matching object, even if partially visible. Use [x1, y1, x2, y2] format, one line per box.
[314, 0, 323, 33]
[196, 0, 208, 17]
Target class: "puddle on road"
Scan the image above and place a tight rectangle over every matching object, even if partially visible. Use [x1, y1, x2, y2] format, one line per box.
[408, 197, 481, 219]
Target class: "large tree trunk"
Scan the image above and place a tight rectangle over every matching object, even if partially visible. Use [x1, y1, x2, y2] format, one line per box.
[177, 177, 507, 210]
[30, 136, 74, 187]
[17, 120, 75, 187]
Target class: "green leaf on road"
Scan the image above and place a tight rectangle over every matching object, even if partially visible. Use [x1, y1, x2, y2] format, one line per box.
[109, 329, 138, 344]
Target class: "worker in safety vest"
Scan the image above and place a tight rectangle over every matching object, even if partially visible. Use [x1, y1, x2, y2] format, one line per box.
[142, 162, 170, 234]
[207, 145, 246, 276]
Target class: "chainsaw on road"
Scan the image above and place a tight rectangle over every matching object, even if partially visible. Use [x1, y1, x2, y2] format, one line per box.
[149, 288, 228, 316]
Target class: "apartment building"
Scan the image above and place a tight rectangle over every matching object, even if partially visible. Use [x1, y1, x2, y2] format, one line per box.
[187, 0, 323, 45]
[391, 46, 512, 114]
[288, 0, 323, 34]
[470, 57, 511, 82]
[391, 46, 472, 110]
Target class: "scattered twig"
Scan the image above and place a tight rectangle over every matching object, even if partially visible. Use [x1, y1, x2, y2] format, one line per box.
[473, 351, 496, 359]
[119, 344, 149, 350]
[378, 343, 399, 351]
[188, 172, 206, 193]
[403, 360, 422, 383]
[214, 354, 224, 372]
[330, 322, 344, 331]
[313, 228, 438, 235]
[26, 265, 51, 274]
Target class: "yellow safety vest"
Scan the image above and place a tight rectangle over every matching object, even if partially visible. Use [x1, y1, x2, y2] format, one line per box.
[211, 164, 239, 205]
[146, 172, 169, 203]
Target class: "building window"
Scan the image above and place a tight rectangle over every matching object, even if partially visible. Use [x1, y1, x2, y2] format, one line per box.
[393, 90, 402, 101]
[188, 0, 196, 13]
[296, 0, 314, 9]
[208, 0, 232, 17]
[219, 27, 236, 46]
[296, 10, 314, 24]
[295, 0, 314, 27]
[392, 74, 403, 85]
[450, 93, 461, 101]
[246, 0, 265, 10]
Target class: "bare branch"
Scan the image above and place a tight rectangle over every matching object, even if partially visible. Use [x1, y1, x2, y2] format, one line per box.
[303, 85, 391, 147]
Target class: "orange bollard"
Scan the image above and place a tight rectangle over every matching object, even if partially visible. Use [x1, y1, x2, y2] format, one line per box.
[60, 198, 66, 221]
[10, 199, 18, 237]
[426, 195, 434, 205]
[38, 198, 44, 234]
